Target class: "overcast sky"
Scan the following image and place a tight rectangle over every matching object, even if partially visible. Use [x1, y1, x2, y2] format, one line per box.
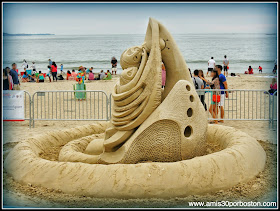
[3, 2, 277, 35]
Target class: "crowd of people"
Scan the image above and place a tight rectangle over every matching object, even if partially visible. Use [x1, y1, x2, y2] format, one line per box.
[186, 57, 278, 124]
[66, 68, 112, 81]
[3, 57, 118, 90]
[206, 55, 230, 77]
[187, 64, 228, 124]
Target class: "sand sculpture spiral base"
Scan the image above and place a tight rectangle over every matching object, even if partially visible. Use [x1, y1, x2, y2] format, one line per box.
[4, 123, 266, 199]
[4, 18, 266, 199]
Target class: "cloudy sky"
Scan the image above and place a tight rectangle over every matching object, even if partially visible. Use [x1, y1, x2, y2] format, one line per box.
[3, 2, 277, 35]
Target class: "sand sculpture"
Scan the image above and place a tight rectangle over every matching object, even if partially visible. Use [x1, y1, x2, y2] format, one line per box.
[4, 18, 266, 199]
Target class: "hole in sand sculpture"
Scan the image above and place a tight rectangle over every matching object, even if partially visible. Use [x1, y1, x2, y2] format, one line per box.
[190, 95, 194, 102]
[186, 85, 190, 91]
[184, 126, 192, 138]
[187, 108, 193, 117]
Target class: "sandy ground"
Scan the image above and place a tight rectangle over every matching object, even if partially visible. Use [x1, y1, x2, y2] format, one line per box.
[3, 73, 278, 208]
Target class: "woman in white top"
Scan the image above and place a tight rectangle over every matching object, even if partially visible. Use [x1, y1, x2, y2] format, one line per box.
[31, 62, 36, 73]
[22, 60, 28, 69]
[207, 57, 215, 76]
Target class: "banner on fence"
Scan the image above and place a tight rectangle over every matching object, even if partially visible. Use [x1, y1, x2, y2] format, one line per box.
[3, 90, 25, 121]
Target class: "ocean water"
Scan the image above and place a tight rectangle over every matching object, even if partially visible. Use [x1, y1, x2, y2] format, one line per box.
[3, 33, 277, 74]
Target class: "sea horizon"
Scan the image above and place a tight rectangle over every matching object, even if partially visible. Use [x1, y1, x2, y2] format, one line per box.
[3, 33, 277, 75]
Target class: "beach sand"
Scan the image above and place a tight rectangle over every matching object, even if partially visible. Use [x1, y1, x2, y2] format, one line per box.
[3, 73, 278, 208]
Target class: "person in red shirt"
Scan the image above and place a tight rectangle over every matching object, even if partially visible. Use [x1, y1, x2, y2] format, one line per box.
[66, 70, 71, 80]
[258, 66, 263, 73]
[51, 61, 58, 81]
[248, 66, 253, 74]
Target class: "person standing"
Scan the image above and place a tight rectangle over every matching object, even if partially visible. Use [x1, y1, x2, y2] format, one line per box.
[223, 55, 229, 77]
[200, 70, 220, 124]
[258, 66, 263, 73]
[51, 61, 58, 81]
[31, 62, 36, 73]
[111, 57, 117, 75]
[48, 59, 52, 67]
[207, 57, 215, 76]
[10, 63, 20, 90]
[198, 70, 208, 110]
[215, 65, 228, 123]
[192, 69, 206, 111]
[3, 67, 11, 90]
[22, 59, 28, 69]
[78, 66, 87, 80]
[60, 64, 64, 74]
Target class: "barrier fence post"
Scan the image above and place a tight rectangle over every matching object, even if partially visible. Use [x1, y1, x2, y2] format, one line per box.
[271, 91, 277, 128]
[23, 89, 275, 128]
[29, 95, 32, 129]
[32, 93, 35, 128]
[109, 93, 112, 120]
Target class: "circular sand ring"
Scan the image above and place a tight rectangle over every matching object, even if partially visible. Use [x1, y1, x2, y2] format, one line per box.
[4, 123, 266, 199]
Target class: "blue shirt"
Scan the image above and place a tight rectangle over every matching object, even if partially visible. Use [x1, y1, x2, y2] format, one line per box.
[61, 65, 63, 70]
[219, 74, 226, 94]
[10, 69, 19, 84]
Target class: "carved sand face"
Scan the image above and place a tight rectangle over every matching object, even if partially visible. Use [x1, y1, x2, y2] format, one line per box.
[120, 46, 142, 69]
[120, 67, 138, 85]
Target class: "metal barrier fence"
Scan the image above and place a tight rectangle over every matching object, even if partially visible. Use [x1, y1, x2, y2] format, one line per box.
[108, 89, 277, 123]
[269, 91, 277, 128]
[6, 89, 277, 128]
[202, 89, 275, 121]
[31, 90, 109, 127]
[24, 91, 32, 128]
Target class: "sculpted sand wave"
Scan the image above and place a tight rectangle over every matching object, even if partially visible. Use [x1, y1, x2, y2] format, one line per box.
[3, 18, 266, 199]
[4, 124, 266, 198]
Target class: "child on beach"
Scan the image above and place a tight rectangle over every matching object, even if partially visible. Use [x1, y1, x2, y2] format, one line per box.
[37, 71, 45, 83]
[245, 66, 254, 74]
[47, 66, 52, 82]
[22, 71, 29, 82]
[71, 69, 77, 79]
[60, 64, 63, 74]
[88, 70, 95, 80]
[67, 70, 71, 80]
[104, 70, 112, 80]
[258, 66, 262, 73]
